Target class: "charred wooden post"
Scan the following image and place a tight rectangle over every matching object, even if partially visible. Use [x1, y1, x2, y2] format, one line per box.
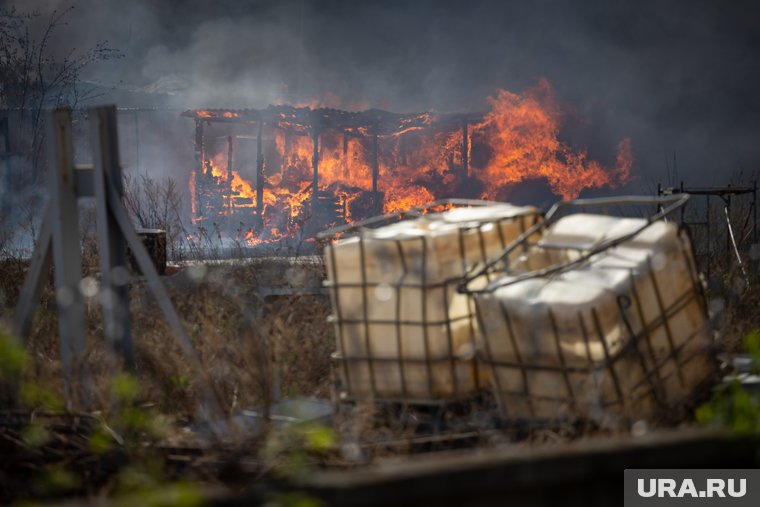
[311, 119, 320, 218]
[193, 119, 205, 221]
[372, 126, 380, 215]
[342, 131, 349, 179]
[462, 119, 469, 178]
[282, 129, 291, 175]
[226, 133, 234, 213]
[257, 120, 265, 220]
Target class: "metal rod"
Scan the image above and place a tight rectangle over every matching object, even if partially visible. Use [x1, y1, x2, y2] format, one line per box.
[591, 308, 624, 409]
[706, 194, 711, 279]
[90, 106, 135, 371]
[725, 189, 731, 263]
[47, 108, 89, 407]
[646, 256, 686, 389]
[549, 309, 576, 412]
[12, 205, 53, 341]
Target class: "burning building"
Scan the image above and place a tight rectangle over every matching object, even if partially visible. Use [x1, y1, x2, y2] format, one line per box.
[183, 80, 633, 247]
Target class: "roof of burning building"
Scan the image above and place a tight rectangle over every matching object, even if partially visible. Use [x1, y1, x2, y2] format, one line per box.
[181, 105, 483, 136]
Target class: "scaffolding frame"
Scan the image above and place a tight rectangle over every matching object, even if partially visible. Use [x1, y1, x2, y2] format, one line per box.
[657, 182, 758, 279]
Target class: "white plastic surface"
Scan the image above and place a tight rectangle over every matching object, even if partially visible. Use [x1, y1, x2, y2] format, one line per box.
[476, 214, 714, 422]
[326, 203, 540, 400]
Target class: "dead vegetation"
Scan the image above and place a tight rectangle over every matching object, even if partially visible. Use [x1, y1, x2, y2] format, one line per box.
[0, 172, 758, 503]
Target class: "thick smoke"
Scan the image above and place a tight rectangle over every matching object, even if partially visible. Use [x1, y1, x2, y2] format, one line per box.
[8, 0, 760, 187]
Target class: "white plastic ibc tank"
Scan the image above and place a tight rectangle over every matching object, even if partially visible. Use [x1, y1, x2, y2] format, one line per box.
[475, 214, 715, 423]
[324, 203, 541, 401]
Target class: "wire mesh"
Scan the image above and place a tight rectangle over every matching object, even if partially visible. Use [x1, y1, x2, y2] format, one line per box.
[464, 195, 718, 425]
[321, 199, 543, 404]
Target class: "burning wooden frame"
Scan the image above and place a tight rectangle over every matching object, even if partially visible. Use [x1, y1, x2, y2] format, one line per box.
[182, 105, 482, 244]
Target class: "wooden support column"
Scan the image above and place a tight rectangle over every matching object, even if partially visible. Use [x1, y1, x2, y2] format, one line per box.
[226, 133, 234, 213]
[342, 132, 349, 179]
[372, 127, 380, 215]
[48, 109, 89, 406]
[256, 120, 265, 220]
[311, 121, 320, 218]
[282, 129, 291, 175]
[193, 119, 205, 221]
[462, 119, 469, 178]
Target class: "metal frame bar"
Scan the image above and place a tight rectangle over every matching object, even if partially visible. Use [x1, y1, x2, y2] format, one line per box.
[327, 201, 541, 404]
[11, 107, 223, 418]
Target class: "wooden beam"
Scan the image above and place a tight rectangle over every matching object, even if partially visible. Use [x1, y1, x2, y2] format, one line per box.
[372, 128, 380, 215]
[461, 120, 469, 178]
[227, 133, 234, 213]
[311, 123, 320, 219]
[342, 132, 349, 180]
[256, 120, 264, 219]
[193, 119, 205, 221]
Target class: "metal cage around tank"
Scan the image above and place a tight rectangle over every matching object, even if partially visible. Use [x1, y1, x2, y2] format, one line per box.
[319, 199, 543, 405]
[461, 195, 718, 425]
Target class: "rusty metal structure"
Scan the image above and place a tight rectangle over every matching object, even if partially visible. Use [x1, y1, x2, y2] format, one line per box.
[657, 182, 758, 278]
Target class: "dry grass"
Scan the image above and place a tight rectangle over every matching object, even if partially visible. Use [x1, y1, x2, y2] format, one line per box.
[3, 258, 333, 423]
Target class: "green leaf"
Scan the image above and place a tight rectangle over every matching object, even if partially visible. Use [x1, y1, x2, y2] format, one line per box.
[112, 373, 140, 403]
[745, 330, 760, 370]
[21, 423, 51, 448]
[0, 330, 26, 379]
[89, 426, 114, 454]
[20, 383, 65, 411]
[299, 425, 336, 453]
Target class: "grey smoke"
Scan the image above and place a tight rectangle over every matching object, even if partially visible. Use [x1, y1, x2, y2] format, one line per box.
[7, 0, 760, 187]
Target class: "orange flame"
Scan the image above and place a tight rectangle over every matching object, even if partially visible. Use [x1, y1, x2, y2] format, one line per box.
[472, 79, 631, 199]
[190, 79, 632, 246]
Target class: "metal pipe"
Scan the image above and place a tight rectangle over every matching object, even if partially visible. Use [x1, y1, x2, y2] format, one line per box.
[706, 194, 711, 279]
